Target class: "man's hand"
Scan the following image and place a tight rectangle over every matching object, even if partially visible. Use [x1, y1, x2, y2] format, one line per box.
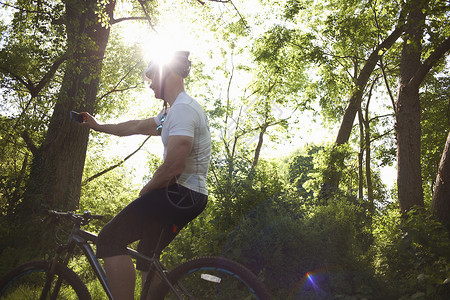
[79, 112, 101, 131]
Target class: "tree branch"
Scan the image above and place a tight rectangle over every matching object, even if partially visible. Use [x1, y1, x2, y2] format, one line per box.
[372, 1, 397, 113]
[368, 113, 395, 123]
[334, 24, 405, 145]
[0, 53, 68, 97]
[0, 66, 32, 91]
[98, 62, 140, 101]
[379, 57, 396, 112]
[33, 53, 68, 97]
[369, 128, 395, 145]
[21, 131, 38, 155]
[223, 49, 235, 145]
[410, 36, 450, 88]
[1, 55, 67, 146]
[136, 0, 157, 32]
[203, 0, 247, 28]
[110, 16, 149, 25]
[82, 136, 151, 185]
[99, 85, 140, 102]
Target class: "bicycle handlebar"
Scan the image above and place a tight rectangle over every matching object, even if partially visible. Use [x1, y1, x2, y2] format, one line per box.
[41, 209, 103, 225]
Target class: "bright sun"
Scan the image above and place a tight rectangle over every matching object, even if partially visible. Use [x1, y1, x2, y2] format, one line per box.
[119, 15, 195, 65]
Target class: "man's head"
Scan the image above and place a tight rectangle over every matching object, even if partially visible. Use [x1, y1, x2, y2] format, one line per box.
[143, 51, 191, 82]
[143, 51, 191, 101]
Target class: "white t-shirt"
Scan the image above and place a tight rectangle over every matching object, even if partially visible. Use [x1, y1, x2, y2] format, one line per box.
[154, 92, 211, 195]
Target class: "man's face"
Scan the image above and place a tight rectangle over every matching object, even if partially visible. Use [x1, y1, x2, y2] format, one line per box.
[149, 69, 163, 99]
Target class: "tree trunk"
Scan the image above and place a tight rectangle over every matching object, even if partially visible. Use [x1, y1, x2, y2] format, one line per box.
[334, 27, 404, 146]
[395, 0, 425, 212]
[395, 2, 450, 212]
[319, 26, 404, 200]
[358, 107, 364, 201]
[252, 123, 268, 169]
[431, 131, 450, 230]
[364, 113, 374, 214]
[21, 0, 115, 213]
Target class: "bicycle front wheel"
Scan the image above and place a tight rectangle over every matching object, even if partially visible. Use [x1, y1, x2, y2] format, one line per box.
[0, 260, 91, 300]
[153, 256, 270, 300]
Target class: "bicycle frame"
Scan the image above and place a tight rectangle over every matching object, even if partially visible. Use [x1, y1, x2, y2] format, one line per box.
[70, 228, 113, 299]
[51, 223, 183, 300]
[2, 210, 269, 300]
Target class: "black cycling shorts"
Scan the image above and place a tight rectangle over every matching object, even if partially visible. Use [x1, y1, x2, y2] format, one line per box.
[96, 184, 207, 271]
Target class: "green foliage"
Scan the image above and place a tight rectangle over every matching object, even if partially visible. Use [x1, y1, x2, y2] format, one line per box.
[208, 155, 288, 242]
[421, 75, 450, 201]
[0, 0, 68, 217]
[160, 153, 294, 266]
[0, 118, 31, 216]
[216, 192, 381, 299]
[95, 28, 148, 118]
[0, 0, 66, 112]
[79, 160, 140, 229]
[286, 145, 323, 205]
[277, 0, 403, 124]
[373, 207, 450, 299]
[79, 132, 160, 226]
[302, 143, 358, 201]
[1, 0, 66, 79]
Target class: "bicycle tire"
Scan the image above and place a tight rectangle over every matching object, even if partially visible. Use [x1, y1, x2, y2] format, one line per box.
[152, 256, 270, 300]
[0, 260, 91, 300]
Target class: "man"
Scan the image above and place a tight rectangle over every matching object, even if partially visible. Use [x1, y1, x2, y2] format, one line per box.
[80, 51, 211, 299]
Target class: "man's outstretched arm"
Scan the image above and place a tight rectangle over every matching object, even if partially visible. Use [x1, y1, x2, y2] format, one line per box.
[80, 112, 159, 136]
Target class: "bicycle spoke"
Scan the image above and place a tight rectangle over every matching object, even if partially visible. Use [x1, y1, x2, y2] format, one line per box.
[0, 262, 89, 300]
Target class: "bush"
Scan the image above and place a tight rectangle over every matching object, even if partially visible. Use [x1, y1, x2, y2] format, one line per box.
[373, 207, 450, 299]
[219, 196, 383, 299]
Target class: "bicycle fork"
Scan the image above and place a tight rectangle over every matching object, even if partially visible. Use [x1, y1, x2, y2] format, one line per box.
[74, 228, 114, 299]
[41, 243, 74, 300]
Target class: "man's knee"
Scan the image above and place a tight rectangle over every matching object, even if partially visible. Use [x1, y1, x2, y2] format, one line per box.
[97, 222, 112, 246]
[96, 222, 125, 258]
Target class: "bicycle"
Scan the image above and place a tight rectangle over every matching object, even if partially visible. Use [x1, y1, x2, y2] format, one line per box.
[0, 209, 270, 299]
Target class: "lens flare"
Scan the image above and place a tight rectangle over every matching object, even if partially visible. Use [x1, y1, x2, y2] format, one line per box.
[288, 268, 331, 299]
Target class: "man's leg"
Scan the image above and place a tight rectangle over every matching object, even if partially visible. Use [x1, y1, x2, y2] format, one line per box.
[138, 228, 177, 300]
[141, 271, 162, 300]
[104, 255, 136, 300]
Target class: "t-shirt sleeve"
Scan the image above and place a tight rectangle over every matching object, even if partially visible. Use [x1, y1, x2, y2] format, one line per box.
[167, 104, 198, 137]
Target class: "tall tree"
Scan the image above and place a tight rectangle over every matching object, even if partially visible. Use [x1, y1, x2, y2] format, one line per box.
[285, 0, 450, 210]
[319, 2, 406, 199]
[395, 0, 450, 211]
[395, 0, 426, 211]
[21, 0, 116, 212]
[431, 131, 450, 230]
[261, 0, 450, 213]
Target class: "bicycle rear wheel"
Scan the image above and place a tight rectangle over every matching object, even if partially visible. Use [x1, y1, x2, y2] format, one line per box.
[0, 260, 91, 300]
[153, 256, 270, 300]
